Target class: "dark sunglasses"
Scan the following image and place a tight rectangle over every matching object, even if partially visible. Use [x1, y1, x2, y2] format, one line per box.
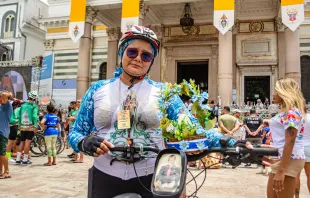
[126, 48, 154, 62]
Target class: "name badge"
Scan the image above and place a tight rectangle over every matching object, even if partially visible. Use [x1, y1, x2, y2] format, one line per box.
[117, 110, 131, 130]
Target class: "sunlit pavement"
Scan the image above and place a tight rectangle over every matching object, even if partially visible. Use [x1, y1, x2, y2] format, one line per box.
[1, 149, 309, 198]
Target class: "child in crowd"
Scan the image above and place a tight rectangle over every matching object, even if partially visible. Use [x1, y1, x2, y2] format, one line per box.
[260, 120, 272, 175]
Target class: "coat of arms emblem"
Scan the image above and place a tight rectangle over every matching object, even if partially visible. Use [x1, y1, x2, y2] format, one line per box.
[73, 25, 80, 37]
[287, 8, 298, 22]
[219, 14, 228, 28]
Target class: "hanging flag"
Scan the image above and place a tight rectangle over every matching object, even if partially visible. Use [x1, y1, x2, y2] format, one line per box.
[121, 0, 140, 33]
[281, 0, 304, 31]
[213, 0, 234, 35]
[68, 0, 87, 43]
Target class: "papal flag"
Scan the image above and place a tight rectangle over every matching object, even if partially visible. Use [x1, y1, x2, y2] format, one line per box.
[281, 0, 304, 31]
[121, 0, 140, 33]
[213, 0, 234, 35]
[68, 0, 87, 43]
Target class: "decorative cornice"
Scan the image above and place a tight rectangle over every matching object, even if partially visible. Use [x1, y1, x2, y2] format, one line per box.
[140, 0, 150, 20]
[86, 6, 99, 24]
[275, 17, 285, 32]
[44, 40, 55, 50]
[107, 27, 121, 41]
[38, 17, 69, 28]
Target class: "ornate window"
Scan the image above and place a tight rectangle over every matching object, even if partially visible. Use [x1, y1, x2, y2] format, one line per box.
[2, 11, 16, 39]
[1, 52, 7, 61]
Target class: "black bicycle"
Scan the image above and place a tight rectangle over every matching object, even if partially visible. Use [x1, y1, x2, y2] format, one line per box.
[103, 139, 278, 198]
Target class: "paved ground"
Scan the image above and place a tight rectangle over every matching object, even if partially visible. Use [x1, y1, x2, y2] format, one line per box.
[0, 149, 309, 198]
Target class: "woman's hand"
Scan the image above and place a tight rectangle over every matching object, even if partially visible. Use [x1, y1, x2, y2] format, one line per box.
[273, 169, 285, 192]
[78, 136, 114, 157]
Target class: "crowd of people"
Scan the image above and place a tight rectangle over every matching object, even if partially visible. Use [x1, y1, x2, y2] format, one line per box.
[0, 25, 310, 198]
[0, 90, 85, 179]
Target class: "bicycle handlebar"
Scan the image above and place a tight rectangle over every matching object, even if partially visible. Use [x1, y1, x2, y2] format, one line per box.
[110, 146, 278, 162]
[186, 147, 278, 162]
[110, 146, 161, 154]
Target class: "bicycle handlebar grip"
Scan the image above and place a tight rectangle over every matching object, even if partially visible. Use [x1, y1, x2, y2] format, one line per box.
[246, 148, 279, 156]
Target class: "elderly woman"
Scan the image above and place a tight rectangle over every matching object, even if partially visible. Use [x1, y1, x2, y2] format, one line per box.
[267, 78, 306, 198]
[68, 26, 249, 198]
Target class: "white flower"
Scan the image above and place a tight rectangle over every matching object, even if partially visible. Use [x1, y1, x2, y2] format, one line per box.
[178, 114, 194, 127]
[166, 124, 175, 133]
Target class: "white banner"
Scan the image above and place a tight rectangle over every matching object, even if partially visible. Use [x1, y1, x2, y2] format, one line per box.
[121, 17, 139, 33]
[52, 89, 76, 109]
[68, 22, 85, 43]
[214, 10, 234, 35]
[281, 4, 304, 32]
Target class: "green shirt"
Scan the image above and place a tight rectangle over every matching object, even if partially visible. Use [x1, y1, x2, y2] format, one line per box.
[18, 102, 39, 128]
[10, 107, 20, 125]
[219, 114, 237, 133]
[69, 109, 79, 129]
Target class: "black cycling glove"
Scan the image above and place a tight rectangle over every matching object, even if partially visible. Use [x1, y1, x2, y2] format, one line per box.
[78, 136, 104, 156]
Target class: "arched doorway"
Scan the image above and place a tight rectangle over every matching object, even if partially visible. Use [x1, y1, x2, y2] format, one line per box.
[301, 55, 310, 103]
[99, 62, 107, 80]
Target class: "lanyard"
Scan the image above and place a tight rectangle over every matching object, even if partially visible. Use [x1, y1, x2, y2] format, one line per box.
[118, 78, 143, 142]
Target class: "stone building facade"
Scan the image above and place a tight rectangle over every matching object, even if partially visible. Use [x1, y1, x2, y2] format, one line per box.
[0, 0, 47, 61]
[41, 0, 310, 106]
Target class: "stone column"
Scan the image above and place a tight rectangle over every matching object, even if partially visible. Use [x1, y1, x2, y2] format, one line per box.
[209, 45, 218, 100]
[149, 25, 164, 82]
[218, 31, 233, 106]
[276, 17, 286, 79]
[106, 28, 121, 79]
[76, 7, 97, 100]
[284, 28, 301, 85]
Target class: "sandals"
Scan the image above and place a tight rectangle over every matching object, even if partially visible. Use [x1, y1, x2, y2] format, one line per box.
[0, 174, 11, 179]
[73, 160, 83, 163]
[43, 163, 52, 166]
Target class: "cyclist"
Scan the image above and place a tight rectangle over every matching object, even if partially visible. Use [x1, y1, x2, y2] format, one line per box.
[6, 99, 21, 164]
[68, 26, 252, 198]
[16, 91, 39, 165]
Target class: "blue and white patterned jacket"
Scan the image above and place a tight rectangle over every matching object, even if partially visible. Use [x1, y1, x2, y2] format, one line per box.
[68, 76, 235, 180]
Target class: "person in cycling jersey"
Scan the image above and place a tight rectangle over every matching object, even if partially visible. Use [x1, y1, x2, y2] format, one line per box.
[16, 91, 39, 165]
[68, 26, 252, 198]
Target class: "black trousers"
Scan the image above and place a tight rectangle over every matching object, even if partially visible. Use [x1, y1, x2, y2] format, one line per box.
[88, 166, 153, 198]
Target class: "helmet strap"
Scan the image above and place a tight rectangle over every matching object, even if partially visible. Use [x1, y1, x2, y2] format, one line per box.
[121, 59, 154, 90]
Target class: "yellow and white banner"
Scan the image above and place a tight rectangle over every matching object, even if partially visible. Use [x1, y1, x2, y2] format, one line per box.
[68, 0, 86, 43]
[121, 0, 140, 33]
[281, 0, 304, 31]
[213, 0, 234, 35]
